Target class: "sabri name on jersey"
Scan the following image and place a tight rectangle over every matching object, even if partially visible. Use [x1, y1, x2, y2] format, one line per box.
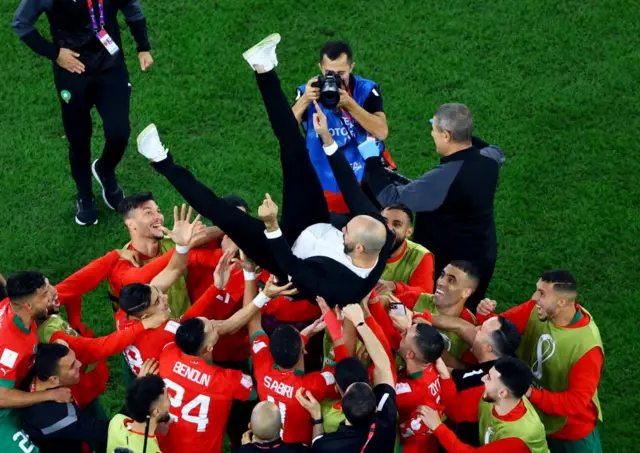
[263, 376, 294, 399]
[173, 361, 211, 387]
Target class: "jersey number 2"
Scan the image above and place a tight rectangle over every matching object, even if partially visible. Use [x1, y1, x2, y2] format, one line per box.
[164, 378, 211, 432]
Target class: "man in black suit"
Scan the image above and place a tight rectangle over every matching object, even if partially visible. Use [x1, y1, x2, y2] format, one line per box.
[137, 34, 394, 308]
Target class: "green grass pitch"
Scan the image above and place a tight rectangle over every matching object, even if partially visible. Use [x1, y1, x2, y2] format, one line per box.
[1, 0, 638, 451]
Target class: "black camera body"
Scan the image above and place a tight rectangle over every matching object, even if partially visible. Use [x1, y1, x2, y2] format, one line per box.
[312, 71, 343, 110]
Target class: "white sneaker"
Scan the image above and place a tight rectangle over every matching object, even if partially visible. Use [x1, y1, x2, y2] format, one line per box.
[137, 124, 168, 162]
[242, 33, 281, 72]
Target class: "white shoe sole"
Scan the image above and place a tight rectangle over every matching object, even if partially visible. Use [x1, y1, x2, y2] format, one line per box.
[242, 33, 281, 63]
[91, 159, 118, 210]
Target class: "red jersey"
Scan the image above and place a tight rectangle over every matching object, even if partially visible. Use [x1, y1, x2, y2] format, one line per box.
[250, 331, 338, 445]
[0, 303, 38, 388]
[396, 364, 442, 453]
[158, 343, 253, 453]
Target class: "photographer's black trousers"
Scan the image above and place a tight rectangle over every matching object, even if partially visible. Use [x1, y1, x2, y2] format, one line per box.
[53, 62, 131, 197]
[153, 70, 331, 280]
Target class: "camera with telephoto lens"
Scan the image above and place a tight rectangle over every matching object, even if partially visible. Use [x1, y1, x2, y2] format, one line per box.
[312, 71, 343, 109]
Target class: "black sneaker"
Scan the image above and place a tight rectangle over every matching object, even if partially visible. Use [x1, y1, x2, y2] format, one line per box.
[75, 195, 98, 226]
[92, 159, 125, 210]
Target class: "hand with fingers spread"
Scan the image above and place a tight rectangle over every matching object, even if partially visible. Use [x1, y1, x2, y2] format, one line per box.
[258, 193, 279, 231]
[312, 101, 334, 146]
[161, 204, 202, 246]
[138, 358, 159, 377]
[214, 250, 235, 290]
[117, 247, 140, 267]
[295, 387, 322, 420]
[262, 276, 298, 299]
[301, 315, 327, 339]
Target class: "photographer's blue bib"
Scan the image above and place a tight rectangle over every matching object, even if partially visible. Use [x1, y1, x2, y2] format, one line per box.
[299, 76, 383, 195]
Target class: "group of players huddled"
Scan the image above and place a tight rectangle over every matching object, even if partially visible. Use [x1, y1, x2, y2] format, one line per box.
[0, 34, 603, 453]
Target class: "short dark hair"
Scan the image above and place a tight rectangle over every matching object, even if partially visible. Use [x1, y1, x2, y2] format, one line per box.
[117, 192, 155, 218]
[7, 271, 46, 303]
[223, 195, 249, 211]
[126, 375, 166, 422]
[494, 357, 532, 399]
[414, 324, 444, 363]
[434, 103, 473, 142]
[336, 357, 370, 392]
[34, 343, 69, 381]
[540, 270, 577, 293]
[449, 260, 481, 289]
[342, 382, 376, 428]
[119, 283, 152, 316]
[382, 203, 414, 224]
[176, 318, 206, 356]
[269, 325, 302, 369]
[319, 40, 353, 64]
[490, 317, 521, 358]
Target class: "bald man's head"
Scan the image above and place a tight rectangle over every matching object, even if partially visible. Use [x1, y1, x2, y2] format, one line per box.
[343, 215, 387, 257]
[250, 401, 282, 442]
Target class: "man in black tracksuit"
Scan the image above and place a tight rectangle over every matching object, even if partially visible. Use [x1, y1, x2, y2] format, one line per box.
[12, 0, 153, 226]
[365, 103, 505, 311]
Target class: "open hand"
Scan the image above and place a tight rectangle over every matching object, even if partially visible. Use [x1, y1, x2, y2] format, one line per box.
[342, 303, 365, 326]
[117, 247, 140, 267]
[47, 387, 73, 403]
[138, 358, 159, 377]
[162, 204, 202, 246]
[300, 315, 326, 338]
[214, 250, 235, 289]
[57, 48, 85, 74]
[263, 276, 298, 299]
[232, 249, 257, 272]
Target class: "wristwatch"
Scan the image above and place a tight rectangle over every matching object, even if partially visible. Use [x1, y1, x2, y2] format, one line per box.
[311, 417, 323, 425]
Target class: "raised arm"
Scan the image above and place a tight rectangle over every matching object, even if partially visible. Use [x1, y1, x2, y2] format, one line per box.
[342, 304, 394, 387]
[312, 101, 378, 216]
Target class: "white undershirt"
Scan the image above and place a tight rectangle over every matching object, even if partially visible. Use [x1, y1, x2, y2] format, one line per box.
[265, 223, 377, 278]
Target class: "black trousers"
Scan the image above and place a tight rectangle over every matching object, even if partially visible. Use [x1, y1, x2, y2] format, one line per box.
[53, 62, 131, 197]
[154, 70, 330, 280]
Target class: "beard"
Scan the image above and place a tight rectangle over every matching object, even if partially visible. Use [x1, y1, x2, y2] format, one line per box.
[482, 392, 496, 403]
[343, 241, 355, 255]
[35, 307, 49, 321]
[156, 412, 171, 424]
[390, 236, 405, 254]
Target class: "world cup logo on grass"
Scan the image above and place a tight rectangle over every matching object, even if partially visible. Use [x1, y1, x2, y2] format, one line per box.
[532, 334, 556, 380]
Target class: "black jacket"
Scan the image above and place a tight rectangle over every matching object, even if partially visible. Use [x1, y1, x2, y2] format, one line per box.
[366, 142, 501, 269]
[21, 400, 108, 453]
[12, 0, 149, 70]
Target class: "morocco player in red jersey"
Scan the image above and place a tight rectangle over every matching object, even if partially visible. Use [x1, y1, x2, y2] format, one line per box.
[245, 275, 339, 445]
[396, 323, 446, 453]
[158, 317, 254, 453]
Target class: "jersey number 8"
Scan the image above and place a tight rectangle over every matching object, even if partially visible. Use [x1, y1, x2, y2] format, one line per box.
[164, 378, 211, 432]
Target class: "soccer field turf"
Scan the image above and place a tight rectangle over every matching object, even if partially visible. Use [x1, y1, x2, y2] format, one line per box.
[2, 0, 638, 450]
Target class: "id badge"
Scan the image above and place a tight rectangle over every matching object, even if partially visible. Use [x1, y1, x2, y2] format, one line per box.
[97, 29, 120, 55]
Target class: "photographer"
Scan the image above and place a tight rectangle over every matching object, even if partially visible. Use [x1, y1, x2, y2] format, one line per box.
[292, 40, 388, 213]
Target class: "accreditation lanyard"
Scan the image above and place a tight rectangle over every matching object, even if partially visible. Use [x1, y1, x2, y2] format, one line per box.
[86, 0, 105, 33]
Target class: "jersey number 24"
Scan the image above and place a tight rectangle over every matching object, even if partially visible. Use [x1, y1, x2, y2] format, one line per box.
[164, 378, 211, 432]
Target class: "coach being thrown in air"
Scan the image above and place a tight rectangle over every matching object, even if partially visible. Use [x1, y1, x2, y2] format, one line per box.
[292, 40, 389, 213]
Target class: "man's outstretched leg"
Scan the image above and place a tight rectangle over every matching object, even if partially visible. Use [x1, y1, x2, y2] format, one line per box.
[243, 34, 330, 243]
[137, 124, 284, 277]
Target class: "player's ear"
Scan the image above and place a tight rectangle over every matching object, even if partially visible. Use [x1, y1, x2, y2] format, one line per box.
[124, 217, 136, 231]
